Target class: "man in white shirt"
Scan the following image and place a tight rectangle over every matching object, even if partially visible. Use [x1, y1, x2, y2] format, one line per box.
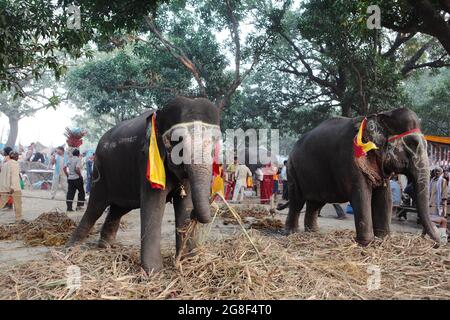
[232, 162, 252, 202]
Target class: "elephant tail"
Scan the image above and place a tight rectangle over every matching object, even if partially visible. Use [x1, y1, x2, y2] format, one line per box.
[276, 201, 289, 210]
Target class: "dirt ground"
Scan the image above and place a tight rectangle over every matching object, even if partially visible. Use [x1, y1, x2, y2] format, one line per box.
[0, 189, 423, 269]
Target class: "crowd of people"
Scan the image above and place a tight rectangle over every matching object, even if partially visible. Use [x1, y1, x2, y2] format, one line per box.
[49, 146, 95, 211]
[389, 167, 448, 243]
[211, 157, 289, 206]
[0, 144, 95, 220]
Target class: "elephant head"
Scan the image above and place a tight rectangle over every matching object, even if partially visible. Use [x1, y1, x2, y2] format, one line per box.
[154, 97, 220, 224]
[363, 108, 439, 243]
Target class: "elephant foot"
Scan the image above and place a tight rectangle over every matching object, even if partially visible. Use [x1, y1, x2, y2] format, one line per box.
[355, 237, 374, 246]
[141, 261, 164, 275]
[66, 234, 84, 248]
[284, 225, 298, 235]
[66, 225, 93, 247]
[176, 248, 199, 261]
[304, 225, 319, 233]
[98, 238, 116, 249]
[374, 229, 390, 239]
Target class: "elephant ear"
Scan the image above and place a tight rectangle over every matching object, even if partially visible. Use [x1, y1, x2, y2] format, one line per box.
[353, 115, 386, 187]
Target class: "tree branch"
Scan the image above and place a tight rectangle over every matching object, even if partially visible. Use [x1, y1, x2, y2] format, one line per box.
[278, 31, 339, 94]
[143, 15, 207, 97]
[408, 0, 450, 55]
[401, 39, 437, 75]
[382, 32, 416, 58]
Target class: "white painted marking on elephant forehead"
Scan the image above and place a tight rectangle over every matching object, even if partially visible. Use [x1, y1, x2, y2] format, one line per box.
[162, 121, 219, 138]
[366, 120, 384, 145]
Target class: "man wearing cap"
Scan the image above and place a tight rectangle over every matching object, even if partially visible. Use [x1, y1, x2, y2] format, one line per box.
[0, 151, 22, 222]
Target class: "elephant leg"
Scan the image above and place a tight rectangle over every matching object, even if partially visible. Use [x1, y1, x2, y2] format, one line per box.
[285, 176, 305, 234]
[371, 184, 392, 238]
[351, 181, 374, 246]
[173, 182, 197, 258]
[98, 205, 130, 248]
[304, 201, 324, 232]
[140, 190, 167, 273]
[67, 194, 108, 246]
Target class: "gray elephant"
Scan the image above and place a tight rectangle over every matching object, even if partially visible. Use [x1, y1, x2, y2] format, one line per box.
[278, 108, 440, 244]
[67, 96, 220, 273]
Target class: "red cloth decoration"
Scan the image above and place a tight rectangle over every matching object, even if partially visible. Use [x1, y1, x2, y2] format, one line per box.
[388, 128, 421, 142]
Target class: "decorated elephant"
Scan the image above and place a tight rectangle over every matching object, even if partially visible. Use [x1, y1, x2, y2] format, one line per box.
[278, 108, 440, 245]
[67, 96, 220, 272]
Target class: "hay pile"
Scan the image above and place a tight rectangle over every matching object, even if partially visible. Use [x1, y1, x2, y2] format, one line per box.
[0, 212, 76, 246]
[217, 204, 272, 226]
[0, 230, 448, 300]
[250, 218, 284, 231]
[216, 204, 270, 220]
[215, 203, 282, 231]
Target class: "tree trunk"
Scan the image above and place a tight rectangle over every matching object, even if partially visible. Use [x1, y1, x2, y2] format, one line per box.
[6, 116, 18, 148]
[341, 100, 352, 117]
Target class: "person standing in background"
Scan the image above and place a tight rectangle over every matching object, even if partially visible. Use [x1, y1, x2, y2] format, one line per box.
[25, 143, 35, 161]
[232, 162, 252, 203]
[281, 160, 288, 200]
[85, 153, 94, 195]
[390, 175, 402, 216]
[260, 163, 276, 204]
[443, 169, 449, 218]
[65, 149, 85, 212]
[429, 167, 448, 217]
[225, 156, 238, 200]
[50, 146, 68, 199]
[255, 165, 263, 198]
[273, 168, 280, 199]
[1, 147, 13, 210]
[0, 151, 22, 222]
[211, 164, 225, 201]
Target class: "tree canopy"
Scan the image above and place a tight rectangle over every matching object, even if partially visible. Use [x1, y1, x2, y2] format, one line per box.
[1, 0, 449, 153]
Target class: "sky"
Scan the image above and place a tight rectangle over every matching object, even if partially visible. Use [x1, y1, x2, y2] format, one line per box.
[0, 103, 78, 148]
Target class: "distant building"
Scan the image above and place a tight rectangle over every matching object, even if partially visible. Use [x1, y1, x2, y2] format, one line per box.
[426, 135, 450, 168]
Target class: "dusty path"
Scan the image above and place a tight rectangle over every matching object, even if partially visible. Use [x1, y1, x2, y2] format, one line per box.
[0, 189, 423, 268]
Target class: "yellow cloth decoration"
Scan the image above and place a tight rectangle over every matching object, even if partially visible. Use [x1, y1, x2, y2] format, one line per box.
[355, 118, 378, 155]
[146, 113, 166, 189]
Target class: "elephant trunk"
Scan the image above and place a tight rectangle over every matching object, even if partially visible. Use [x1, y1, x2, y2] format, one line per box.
[410, 148, 440, 243]
[185, 164, 212, 224]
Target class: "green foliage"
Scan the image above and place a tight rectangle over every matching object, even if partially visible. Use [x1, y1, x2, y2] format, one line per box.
[405, 69, 450, 136]
[67, 50, 153, 123]
[0, 0, 92, 94]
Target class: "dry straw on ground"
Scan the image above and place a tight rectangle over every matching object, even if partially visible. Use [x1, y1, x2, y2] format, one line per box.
[218, 203, 270, 220]
[0, 229, 448, 300]
[0, 211, 76, 246]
